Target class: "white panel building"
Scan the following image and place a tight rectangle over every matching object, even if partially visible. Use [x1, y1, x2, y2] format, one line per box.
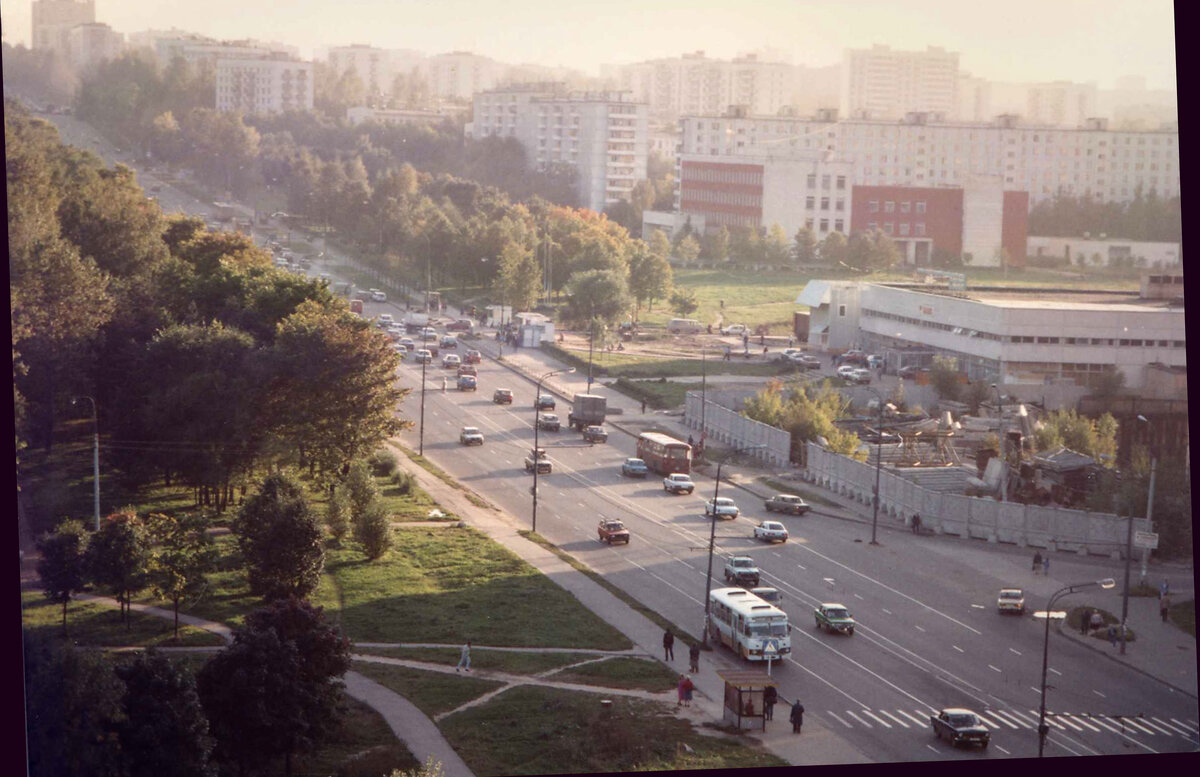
[841, 45, 959, 120]
[606, 51, 793, 120]
[327, 45, 395, 98]
[66, 22, 123, 70]
[423, 51, 500, 100]
[31, 0, 94, 55]
[1026, 81, 1098, 128]
[216, 56, 314, 115]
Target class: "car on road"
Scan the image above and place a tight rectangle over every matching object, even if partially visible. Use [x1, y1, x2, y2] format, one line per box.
[414, 349, 433, 364]
[446, 318, 474, 332]
[459, 426, 484, 446]
[720, 323, 748, 336]
[442, 354, 462, 369]
[493, 389, 513, 404]
[814, 603, 855, 635]
[377, 314, 395, 328]
[524, 447, 552, 474]
[848, 368, 873, 384]
[723, 556, 760, 587]
[838, 349, 868, 366]
[929, 709, 990, 749]
[457, 375, 477, 391]
[457, 364, 477, 377]
[440, 335, 458, 350]
[582, 425, 609, 444]
[704, 496, 740, 519]
[764, 494, 810, 515]
[997, 588, 1025, 614]
[464, 349, 482, 364]
[663, 473, 695, 494]
[537, 413, 561, 432]
[597, 519, 631, 545]
[898, 365, 922, 379]
[790, 353, 822, 370]
[753, 520, 789, 543]
[535, 394, 556, 411]
[368, 289, 387, 302]
[620, 458, 649, 478]
[400, 337, 416, 351]
[751, 587, 783, 606]
[836, 365, 859, 380]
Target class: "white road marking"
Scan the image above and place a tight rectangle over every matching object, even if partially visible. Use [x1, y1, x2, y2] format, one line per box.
[1030, 687, 1043, 695]
[823, 577, 836, 584]
[861, 710, 891, 728]
[970, 604, 985, 609]
[1089, 716, 1124, 734]
[980, 711, 1017, 729]
[796, 564, 806, 570]
[914, 625, 926, 632]
[1158, 717, 1197, 736]
[1054, 715, 1085, 732]
[844, 710, 872, 728]
[1035, 712, 1064, 730]
[988, 664, 1002, 673]
[1067, 716, 1102, 732]
[1003, 710, 1037, 728]
[1008, 648, 1021, 656]
[1092, 689, 1106, 698]
[881, 608, 892, 615]
[898, 709, 928, 727]
[853, 593, 864, 600]
[1048, 667, 1062, 676]
[1139, 717, 1176, 735]
[925, 744, 939, 753]
[827, 711, 852, 728]
[995, 745, 1011, 754]
[1187, 719, 1199, 729]
[1121, 717, 1158, 735]
[952, 645, 964, 653]
[783, 656, 868, 708]
[881, 710, 909, 728]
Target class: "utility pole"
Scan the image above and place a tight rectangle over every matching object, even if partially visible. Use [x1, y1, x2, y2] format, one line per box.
[1121, 510, 1133, 655]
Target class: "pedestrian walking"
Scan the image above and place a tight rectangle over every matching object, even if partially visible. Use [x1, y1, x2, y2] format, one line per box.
[683, 675, 694, 707]
[911, 514, 921, 534]
[456, 640, 471, 672]
[677, 674, 687, 706]
[1160, 579, 1170, 599]
[688, 642, 701, 673]
[1107, 624, 1118, 647]
[1080, 608, 1091, 635]
[1042, 556, 1050, 576]
[790, 700, 805, 733]
[789, 336, 795, 348]
[640, 399, 647, 414]
[1032, 551, 1043, 574]
[763, 685, 778, 721]
[663, 629, 675, 661]
[1161, 593, 1171, 622]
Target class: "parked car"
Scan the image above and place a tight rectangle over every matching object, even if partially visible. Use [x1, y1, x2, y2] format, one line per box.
[442, 354, 462, 368]
[751, 587, 783, 606]
[663, 473, 696, 494]
[791, 353, 822, 370]
[620, 458, 649, 478]
[524, 447, 552, 474]
[898, 365, 921, 379]
[457, 375, 477, 391]
[930, 709, 990, 749]
[836, 365, 859, 380]
[997, 588, 1025, 615]
[753, 520, 789, 543]
[464, 349, 482, 364]
[535, 394, 556, 411]
[537, 413, 561, 432]
[814, 603, 856, 635]
[597, 519, 630, 545]
[369, 289, 387, 302]
[459, 426, 484, 446]
[704, 496, 740, 519]
[723, 556, 760, 587]
[839, 349, 868, 366]
[720, 323, 748, 336]
[582, 425, 608, 444]
[764, 494, 811, 515]
[848, 368, 873, 385]
[414, 349, 433, 364]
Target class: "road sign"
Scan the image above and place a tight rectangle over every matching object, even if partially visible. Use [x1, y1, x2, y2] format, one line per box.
[1133, 531, 1159, 550]
[762, 639, 779, 657]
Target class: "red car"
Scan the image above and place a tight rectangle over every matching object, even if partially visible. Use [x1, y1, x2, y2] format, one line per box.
[464, 349, 482, 364]
[598, 519, 630, 545]
[446, 319, 474, 332]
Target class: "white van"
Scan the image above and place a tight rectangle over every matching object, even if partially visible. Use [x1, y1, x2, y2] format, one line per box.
[667, 318, 703, 334]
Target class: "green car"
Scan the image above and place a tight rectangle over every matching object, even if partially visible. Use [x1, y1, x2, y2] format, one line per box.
[814, 603, 855, 635]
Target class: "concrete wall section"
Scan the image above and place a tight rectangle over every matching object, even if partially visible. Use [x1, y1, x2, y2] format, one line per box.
[684, 392, 791, 467]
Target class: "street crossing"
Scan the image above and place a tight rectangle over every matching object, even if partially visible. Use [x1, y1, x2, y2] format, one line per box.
[822, 709, 1199, 740]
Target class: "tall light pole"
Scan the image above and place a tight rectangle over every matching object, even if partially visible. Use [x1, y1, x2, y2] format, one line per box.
[862, 386, 888, 545]
[532, 367, 575, 534]
[1037, 578, 1116, 756]
[586, 319, 596, 393]
[1137, 414, 1156, 587]
[991, 384, 1006, 502]
[418, 354, 428, 457]
[72, 396, 100, 530]
[701, 442, 767, 649]
[700, 348, 707, 444]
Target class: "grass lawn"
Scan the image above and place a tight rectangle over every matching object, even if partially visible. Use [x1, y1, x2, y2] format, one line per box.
[440, 685, 787, 775]
[21, 589, 226, 647]
[541, 343, 795, 379]
[353, 646, 596, 675]
[329, 526, 631, 649]
[1169, 599, 1195, 638]
[352, 660, 504, 718]
[143, 532, 260, 630]
[550, 656, 679, 692]
[612, 378, 692, 409]
[293, 694, 421, 777]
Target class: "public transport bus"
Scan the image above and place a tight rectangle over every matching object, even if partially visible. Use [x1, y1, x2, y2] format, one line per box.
[708, 587, 792, 662]
[636, 432, 692, 475]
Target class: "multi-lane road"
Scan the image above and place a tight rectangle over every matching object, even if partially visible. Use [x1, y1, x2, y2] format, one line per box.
[33, 105, 1197, 762]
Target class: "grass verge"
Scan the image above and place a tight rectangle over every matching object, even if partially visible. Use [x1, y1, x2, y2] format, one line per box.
[611, 378, 691, 409]
[440, 685, 787, 775]
[21, 589, 226, 647]
[519, 531, 697, 647]
[393, 443, 468, 493]
[353, 646, 596, 675]
[550, 656, 679, 692]
[351, 660, 504, 718]
[297, 695, 422, 777]
[1169, 599, 1195, 637]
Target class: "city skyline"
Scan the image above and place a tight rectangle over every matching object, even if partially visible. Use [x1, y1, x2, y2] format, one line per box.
[2, 0, 1178, 90]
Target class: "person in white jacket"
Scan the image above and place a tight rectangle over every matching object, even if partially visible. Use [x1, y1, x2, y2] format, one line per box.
[456, 640, 471, 672]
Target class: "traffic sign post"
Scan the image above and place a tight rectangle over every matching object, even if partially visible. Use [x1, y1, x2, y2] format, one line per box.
[1133, 531, 1158, 550]
[763, 639, 779, 676]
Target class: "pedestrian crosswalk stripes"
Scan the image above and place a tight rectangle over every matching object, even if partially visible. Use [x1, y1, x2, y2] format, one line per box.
[821, 709, 1199, 738]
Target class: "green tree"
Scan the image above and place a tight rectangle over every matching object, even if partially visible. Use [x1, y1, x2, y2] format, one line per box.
[35, 518, 90, 634]
[669, 287, 700, 317]
[494, 241, 542, 312]
[232, 474, 325, 601]
[819, 231, 847, 265]
[870, 231, 902, 269]
[563, 268, 632, 326]
[962, 381, 991, 415]
[85, 511, 152, 629]
[144, 512, 217, 640]
[846, 230, 874, 270]
[675, 233, 701, 262]
[764, 223, 791, 264]
[627, 239, 672, 317]
[700, 225, 730, 262]
[114, 649, 216, 777]
[354, 501, 394, 560]
[793, 227, 818, 264]
[343, 458, 380, 521]
[1034, 409, 1118, 466]
[325, 490, 352, 546]
[928, 355, 963, 401]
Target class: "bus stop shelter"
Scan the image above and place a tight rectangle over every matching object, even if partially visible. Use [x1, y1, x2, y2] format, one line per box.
[717, 669, 778, 731]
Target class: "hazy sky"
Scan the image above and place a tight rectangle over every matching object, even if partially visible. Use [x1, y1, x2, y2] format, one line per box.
[1, 0, 1177, 88]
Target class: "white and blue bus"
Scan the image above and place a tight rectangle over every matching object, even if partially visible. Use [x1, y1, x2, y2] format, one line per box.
[708, 587, 791, 661]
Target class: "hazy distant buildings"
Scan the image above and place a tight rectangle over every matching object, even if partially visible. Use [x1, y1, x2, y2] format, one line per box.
[215, 56, 313, 115]
[424, 51, 500, 101]
[346, 105, 449, 127]
[66, 21, 122, 69]
[31, 0, 94, 55]
[1025, 81, 1098, 128]
[841, 45, 959, 120]
[469, 84, 648, 212]
[327, 44, 395, 98]
[603, 51, 793, 120]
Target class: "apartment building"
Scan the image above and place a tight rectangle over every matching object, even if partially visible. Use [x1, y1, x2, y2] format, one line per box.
[841, 45, 959, 120]
[346, 106, 447, 127]
[327, 44, 395, 98]
[31, 0, 94, 55]
[216, 56, 313, 115]
[470, 84, 648, 212]
[1025, 81, 1098, 128]
[66, 21, 122, 69]
[424, 51, 500, 100]
[606, 51, 793, 119]
[148, 37, 298, 71]
[676, 110, 1179, 206]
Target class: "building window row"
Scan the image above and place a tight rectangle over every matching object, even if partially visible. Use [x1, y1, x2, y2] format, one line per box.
[682, 188, 762, 207]
[687, 167, 762, 186]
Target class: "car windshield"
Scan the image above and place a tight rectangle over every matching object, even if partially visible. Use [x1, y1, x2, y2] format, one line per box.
[715, 498, 733, 505]
[747, 618, 788, 637]
[732, 559, 753, 568]
[1000, 590, 1022, 599]
[948, 714, 978, 728]
[463, 428, 478, 434]
[756, 591, 780, 603]
[825, 608, 849, 619]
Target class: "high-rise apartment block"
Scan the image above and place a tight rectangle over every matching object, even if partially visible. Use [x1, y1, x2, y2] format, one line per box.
[605, 51, 793, 120]
[1025, 81, 1098, 128]
[470, 84, 648, 213]
[66, 21, 122, 69]
[841, 45, 959, 120]
[425, 51, 500, 100]
[327, 44, 395, 98]
[31, 0, 94, 54]
[215, 56, 313, 115]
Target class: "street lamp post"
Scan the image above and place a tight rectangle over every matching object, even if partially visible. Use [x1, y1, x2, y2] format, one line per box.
[991, 384, 1006, 502]
[1137, 414, 1156, 587]
[1037, 578, 1116, 756]
[72, 396, 100, 530]
[701, 442, 768, 648]
[862, 387, 887, 545]
[587, 320, 596, 393]
[418, 354, 428, 457]
[532, 368, 575, 534]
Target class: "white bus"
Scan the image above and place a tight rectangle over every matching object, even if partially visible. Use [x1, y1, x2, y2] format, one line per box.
[707, 587, 792, 662]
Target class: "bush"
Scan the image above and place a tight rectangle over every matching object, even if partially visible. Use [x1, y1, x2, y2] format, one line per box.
[354, 502, 393, 561]
[344, 460, 380, 521]
[391, 471, 415, 495]
[368, 450, 399, 478]
[325, 491, 351, 546]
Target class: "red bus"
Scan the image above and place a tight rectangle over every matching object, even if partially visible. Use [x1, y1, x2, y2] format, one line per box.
[637, 432, 692, 475]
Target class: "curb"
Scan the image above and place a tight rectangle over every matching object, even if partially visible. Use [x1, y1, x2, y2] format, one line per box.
[1052, 617, 1198, 700]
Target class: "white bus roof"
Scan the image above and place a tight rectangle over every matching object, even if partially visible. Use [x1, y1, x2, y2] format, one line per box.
[710, 587, 787, 619]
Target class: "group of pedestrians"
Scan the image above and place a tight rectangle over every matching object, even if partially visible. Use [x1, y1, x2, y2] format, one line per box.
[1031, 550, 1050, 575]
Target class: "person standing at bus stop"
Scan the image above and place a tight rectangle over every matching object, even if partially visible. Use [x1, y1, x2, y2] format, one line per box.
[790, 699, 805, 733]
[663, 629, 675, 661]
[763, 685, 778, 721]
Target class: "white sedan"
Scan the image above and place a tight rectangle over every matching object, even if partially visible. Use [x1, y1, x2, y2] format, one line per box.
[369, 289, 388, 302]
[704, 496, 740, 519]
[753, 520, 789, 543]
[442, 354, 462, 369]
